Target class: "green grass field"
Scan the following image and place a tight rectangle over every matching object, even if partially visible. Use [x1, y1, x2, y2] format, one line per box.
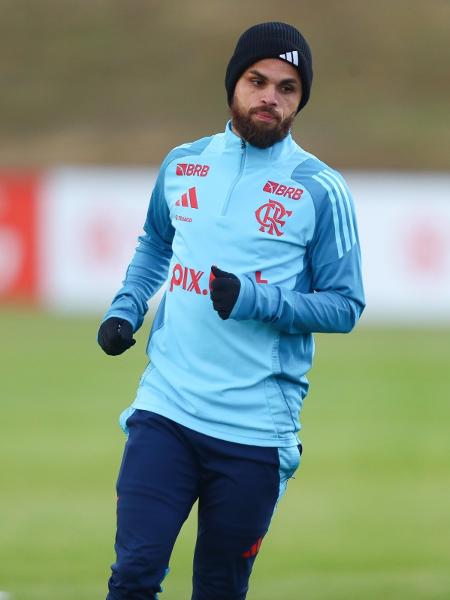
[1, 309, 449, 599]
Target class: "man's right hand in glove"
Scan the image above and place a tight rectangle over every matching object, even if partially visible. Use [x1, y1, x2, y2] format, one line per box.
[98, 317, 136, 356]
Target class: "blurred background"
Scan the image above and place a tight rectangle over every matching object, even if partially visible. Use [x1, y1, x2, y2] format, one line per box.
[1, 1, 449, 599]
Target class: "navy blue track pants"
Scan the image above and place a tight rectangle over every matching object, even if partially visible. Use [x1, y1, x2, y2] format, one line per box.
[106, 410, 301, 600]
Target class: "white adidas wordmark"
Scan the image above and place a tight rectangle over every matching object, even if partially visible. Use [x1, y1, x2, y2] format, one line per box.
[279, 50, 299, 66]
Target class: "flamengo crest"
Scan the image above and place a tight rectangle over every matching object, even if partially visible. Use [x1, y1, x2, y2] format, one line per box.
[255, 199, 292, 237]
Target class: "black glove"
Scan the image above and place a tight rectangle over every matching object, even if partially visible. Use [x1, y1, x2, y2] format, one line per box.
[210, 265, 241, 320]
[98, 317, 136, 356]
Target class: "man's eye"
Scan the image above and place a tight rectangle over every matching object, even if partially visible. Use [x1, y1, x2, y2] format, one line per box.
[252, 79, 264, 86]
[281, 86, 295, 93]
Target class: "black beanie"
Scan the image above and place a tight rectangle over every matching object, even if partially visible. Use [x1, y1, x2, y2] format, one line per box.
[225, 22, 313, 113]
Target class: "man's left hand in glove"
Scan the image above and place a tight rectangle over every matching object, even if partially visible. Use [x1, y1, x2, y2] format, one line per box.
[210, 265, 241, 320]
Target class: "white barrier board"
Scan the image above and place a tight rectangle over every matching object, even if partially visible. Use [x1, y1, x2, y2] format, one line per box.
[39, 168, 156, 311]
[348, 172, 450, 323]
[38, 168, 450, 323]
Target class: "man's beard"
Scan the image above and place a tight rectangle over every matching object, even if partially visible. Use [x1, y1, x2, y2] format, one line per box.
[230, 99, 296, 149]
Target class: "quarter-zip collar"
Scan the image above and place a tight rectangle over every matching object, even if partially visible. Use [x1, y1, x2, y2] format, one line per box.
[223, 120, 297, 163]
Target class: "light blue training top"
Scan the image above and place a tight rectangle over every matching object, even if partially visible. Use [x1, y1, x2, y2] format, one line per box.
[102, 122, 365, 447]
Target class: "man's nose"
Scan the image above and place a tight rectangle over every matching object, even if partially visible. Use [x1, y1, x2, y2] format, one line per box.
[260, 86, 278, 106]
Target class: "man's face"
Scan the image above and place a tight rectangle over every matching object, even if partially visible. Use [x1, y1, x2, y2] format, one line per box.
[231, 58, 302, 148]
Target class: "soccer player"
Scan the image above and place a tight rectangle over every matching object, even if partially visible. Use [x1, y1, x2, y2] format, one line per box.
[98, 21, 365, 600]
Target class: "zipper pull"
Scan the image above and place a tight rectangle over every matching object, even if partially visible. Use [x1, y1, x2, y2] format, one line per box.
[241, 139, 246, 149]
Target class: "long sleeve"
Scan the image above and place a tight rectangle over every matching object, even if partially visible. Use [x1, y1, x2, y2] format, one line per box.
[102, 157, 175, 332]
[230, 246, 364, 334]
[230, 168, 365, 334]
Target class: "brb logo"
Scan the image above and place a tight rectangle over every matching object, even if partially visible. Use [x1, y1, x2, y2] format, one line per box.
[263, 180, 303, 200]
[255, 200, 292, 237]
[176, 163, 210, 177]
[169, 263, 210, 295]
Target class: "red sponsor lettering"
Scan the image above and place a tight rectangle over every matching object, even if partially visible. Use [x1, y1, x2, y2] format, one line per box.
[187, 269, 203, 292]
[255, 271, 268, 284]
[263, 181, 277, 193]
[176, 163, 210, 177]
[170, 263, 183, 291]
[169, 263, 208, 295]
[209, 269, 216, 292]
[263, 180, 303, 200]
[182, 265, 188, 289]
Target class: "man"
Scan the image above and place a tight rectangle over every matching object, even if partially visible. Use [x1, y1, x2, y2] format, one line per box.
[98, 21, 365, 600]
